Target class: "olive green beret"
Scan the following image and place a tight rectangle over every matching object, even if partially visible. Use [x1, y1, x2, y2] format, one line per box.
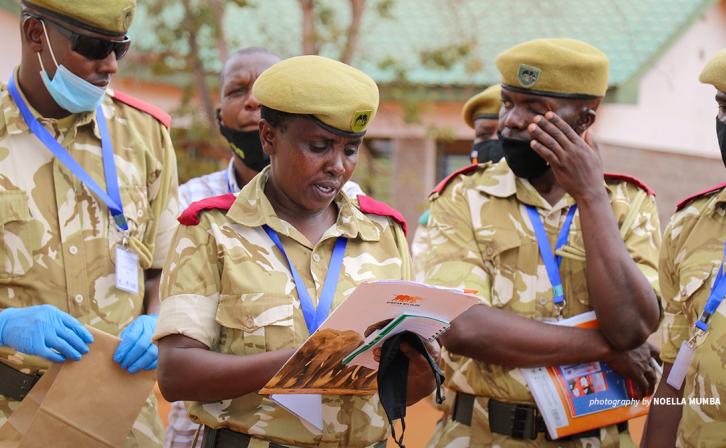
[700, 49, 726, 92]
[495, 38, 609, 98]
[253, 55, 379, 136]
[22, 0, 135, 37]
[462, 84, 502, 129]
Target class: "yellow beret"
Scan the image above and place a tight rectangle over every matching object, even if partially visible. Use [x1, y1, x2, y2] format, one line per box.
[22, 0, 135, 36]
[495, 38, 609, 97]
[462, 84, 502, 129]
[700, 49, 726, 92]
[253, 55, 379, 136]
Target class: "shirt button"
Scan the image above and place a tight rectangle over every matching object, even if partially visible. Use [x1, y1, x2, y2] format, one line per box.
[74, 294, 84, 304]
[69, 245, 78, 255]
[312, 253, 321, 263]
[538, 296, 547, 305]
[485, 247, 494, 256]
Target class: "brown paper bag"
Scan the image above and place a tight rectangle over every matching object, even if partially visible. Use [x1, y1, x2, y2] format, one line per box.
[0, 327, 156, 447]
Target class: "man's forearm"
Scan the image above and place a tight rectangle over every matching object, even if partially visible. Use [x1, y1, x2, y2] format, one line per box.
[442, 305, 615, 368]
[640, 363, 683, 447]
[577, 193, 660, 349]
[158, 335, 294, 402]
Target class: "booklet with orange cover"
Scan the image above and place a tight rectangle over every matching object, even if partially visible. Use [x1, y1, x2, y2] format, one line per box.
[257, 280, 478, 431]
[521, 311, 652, 440]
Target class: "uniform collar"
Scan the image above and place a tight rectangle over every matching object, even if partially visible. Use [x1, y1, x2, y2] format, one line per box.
[708, 187, 726, 215]
[3, 69, 101, 139]
[226, 166, 381, 248]
[475, 158, 611, 211]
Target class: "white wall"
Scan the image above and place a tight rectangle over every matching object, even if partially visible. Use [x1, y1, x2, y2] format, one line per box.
[593, 2, 726, 159]
[0, 9, 22, 82]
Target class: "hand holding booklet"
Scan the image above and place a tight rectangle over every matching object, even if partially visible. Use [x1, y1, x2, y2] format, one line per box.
[521, 311, 653, 440]
[258, 280, 478, 431]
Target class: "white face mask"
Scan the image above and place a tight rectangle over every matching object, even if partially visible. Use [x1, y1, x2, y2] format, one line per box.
[37, 21, 106, 113]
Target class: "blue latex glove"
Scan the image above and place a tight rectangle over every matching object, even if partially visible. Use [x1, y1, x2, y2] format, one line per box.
[114, 314, 158, 374]
[0, 305, 93, 363]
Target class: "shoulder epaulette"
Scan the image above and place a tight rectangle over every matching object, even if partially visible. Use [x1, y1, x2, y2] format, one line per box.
[676, 182, 726, 211]
[357, 194, 408, 236]
[430, 164, 479, 195]
[109, 90, 172, 129]
[178, 193, 236, 226]
[604, 172, 655, 196]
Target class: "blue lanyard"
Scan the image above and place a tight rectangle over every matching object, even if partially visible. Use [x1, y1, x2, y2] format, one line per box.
[7, 75, 128, 231]
[526, 205, 578, 308]
[263, 225, 347, 334]
[695, 241, 726, 332]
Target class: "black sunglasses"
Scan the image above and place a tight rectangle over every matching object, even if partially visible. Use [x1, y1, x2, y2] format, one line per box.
[36, 16, 131, 61]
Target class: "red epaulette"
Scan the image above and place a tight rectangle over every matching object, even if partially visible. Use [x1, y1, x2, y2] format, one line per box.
[109, 90, 172, 129]
[604, 172, 656, 196]
[357, 195, 408, 236]
[676, 182, 726, 211]
[178, 193, 236, 226]
[430, 164, 479, 195]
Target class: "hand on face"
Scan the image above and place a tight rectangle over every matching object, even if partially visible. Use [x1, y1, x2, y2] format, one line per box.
[528, 111, 606, 202]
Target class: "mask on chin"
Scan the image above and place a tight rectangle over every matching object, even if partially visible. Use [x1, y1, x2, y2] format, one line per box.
[498, 131, 549, 179]
[470, 139, 504, 164]
[217, 110, 269, 172]
[717, 117, 726, 169]
[37, 22, 106, 113]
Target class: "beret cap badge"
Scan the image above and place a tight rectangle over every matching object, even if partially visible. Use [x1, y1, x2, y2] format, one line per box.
[517, 64, 541, 88]
[351, 111, 372, 133]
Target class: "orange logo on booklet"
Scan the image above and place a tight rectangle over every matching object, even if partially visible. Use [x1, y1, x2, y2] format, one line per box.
[392, 294, 422, 304]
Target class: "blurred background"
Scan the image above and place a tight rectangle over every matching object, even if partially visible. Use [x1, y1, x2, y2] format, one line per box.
[2, 0, 726, 445]
[4, 0, 726, 231]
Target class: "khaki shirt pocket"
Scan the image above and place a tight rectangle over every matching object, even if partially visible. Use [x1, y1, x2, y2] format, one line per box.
[671, 266, 714, 318]
[475, 228, 525, 310]
[215, 293, 296, 355]
[107, 185, 152, 269]
[559, 239, 591, 314]
[0, 191, 43, 280]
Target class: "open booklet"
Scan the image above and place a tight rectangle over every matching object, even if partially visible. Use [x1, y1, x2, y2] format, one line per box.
[259, 280, 478, 432]
[520, 311, 652, 440]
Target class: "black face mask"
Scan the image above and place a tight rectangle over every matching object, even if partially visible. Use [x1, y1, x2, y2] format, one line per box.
[470, 139, 504, 164]
[717, 118, 726, 169]
[217, 111, 269, 172]
[378, 331, 445, 448]
[497, 131, 549, 179]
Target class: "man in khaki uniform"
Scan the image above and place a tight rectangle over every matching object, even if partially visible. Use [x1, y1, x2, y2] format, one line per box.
[412, 84, 503, 281]
[422, 38, 662, 447]
[0, 1, 178, 446]
[641, 50, 726, 448]
[154, 55, 435, 448]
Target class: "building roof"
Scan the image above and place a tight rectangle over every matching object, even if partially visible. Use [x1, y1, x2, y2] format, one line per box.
[127, 0, 714, 91]
[1, 0, 713, 92]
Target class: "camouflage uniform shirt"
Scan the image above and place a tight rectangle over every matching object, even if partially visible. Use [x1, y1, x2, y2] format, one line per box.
[154, 166, 411, 448]
[422, 159, 661, 447]
[0, 75, 179, 447]
[660, 185, 726, 448]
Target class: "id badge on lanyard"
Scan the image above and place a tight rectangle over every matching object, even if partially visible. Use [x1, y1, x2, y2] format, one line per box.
[7, 75, 139, 294]
[667, 241, 726, 389]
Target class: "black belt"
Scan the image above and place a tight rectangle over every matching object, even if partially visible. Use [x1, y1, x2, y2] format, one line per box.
[202, 427, 387, 448]
[452, 392, 627, 441]
[0, 362, 42, 401]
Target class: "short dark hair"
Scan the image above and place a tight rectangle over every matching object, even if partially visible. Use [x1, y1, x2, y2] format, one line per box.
[261, 106, 304, 133]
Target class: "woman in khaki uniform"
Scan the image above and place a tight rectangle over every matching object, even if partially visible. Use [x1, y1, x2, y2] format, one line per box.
[153, 55, 435, 448]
